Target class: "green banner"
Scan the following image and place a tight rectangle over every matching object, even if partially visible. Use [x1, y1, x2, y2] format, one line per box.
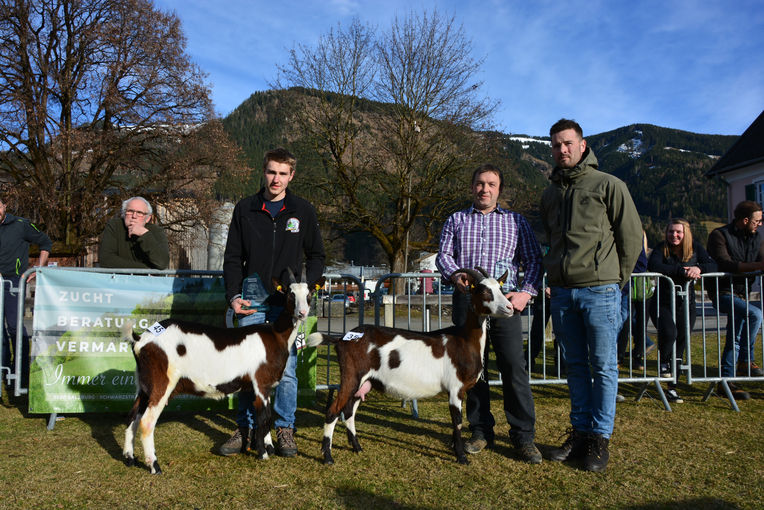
[27, 269, 318, 414]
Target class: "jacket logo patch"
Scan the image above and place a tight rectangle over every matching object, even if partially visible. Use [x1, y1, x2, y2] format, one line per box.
[286, 218, 300, 233]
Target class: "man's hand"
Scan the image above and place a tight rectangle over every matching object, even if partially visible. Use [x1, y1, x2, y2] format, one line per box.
[451, 272, 470, 293]
[231, 297, 255, 316]
[126, 223, 149, 237]
[507, 291, 532, 312]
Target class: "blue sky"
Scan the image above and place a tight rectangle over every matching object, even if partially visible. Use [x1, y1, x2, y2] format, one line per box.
[154, 0, 763, 137]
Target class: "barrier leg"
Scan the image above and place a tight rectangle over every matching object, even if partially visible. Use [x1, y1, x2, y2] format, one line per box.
[47, 413, 58, 431]
[714, 380, 741, 412]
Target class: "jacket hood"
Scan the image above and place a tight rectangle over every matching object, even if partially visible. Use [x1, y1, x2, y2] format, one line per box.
[550, 148, 598, 184]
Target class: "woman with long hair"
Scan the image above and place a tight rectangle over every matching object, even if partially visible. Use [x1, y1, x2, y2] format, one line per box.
[648, 218, 717, 403]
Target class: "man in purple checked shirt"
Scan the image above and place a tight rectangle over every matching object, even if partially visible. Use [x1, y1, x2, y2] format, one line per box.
[436, 163, 543, 464]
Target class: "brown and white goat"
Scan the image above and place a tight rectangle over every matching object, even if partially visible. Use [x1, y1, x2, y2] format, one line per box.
[123, 271, 324, 474]
[307, 268, 513, 465]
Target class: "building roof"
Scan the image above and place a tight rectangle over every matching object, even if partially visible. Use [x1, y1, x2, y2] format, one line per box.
[706, 110, 764, 177]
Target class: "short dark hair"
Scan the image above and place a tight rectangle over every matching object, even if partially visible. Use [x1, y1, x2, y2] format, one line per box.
[263, 147, 296, 173]
[471, 164, 504, 192]
[733, 200, 763, 222]
[550, 118, 583, 138]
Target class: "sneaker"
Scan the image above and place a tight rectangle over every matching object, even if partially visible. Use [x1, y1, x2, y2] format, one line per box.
[665, 388, 684, 403]
[515, 442, 542, 464]
[631, 355, 644, 371]
[548, 428, 588, 462]
[717, 382, 751, 401]
[659, 363, 672, 378]
[615, 393, 626, 403]
[736, 362, 764, 377]
[219, 427, 250, 456]
[583, 434, 610, 472]
[464, 434, 494, 454]
[275, 426, 298, 457]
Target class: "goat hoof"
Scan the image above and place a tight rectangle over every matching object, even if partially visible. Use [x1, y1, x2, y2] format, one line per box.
[323, 453, 335, 465]
[457, 456, 470, 465]
[150, 460, 163, 474]
[124, 456, 135, 467]
[265, 444, 275, 456]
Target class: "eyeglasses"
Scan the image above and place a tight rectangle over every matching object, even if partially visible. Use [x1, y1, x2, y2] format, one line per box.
[125, 209, 148, 217]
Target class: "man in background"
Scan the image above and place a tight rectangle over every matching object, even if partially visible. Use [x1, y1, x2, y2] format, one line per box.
[99, 196, 169, 269]
[707, 199, 764, 400]
[0, 198, 51, 390]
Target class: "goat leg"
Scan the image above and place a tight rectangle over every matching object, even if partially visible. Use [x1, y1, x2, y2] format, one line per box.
[343, 396, 363, 453]
[448, 400, 469, 465]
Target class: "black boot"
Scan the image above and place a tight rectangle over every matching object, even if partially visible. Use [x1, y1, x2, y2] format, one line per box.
[583, 433, 610, 472]
[548, 428, 588, 462]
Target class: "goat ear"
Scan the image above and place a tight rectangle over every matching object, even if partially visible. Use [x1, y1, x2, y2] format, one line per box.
[497, 270, 509, 286]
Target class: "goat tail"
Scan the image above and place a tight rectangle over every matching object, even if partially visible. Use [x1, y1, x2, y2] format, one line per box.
[307, 332, 340, 348]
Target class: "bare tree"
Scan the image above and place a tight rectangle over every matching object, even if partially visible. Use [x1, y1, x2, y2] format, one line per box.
[277, 11, 497, 272]
[0, 0, 247, 254]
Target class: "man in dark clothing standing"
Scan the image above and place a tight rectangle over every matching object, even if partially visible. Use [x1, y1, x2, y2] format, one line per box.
[220, 147, 325, 457]
[707, 200, 764, 400]
[0, 198, 51, 390]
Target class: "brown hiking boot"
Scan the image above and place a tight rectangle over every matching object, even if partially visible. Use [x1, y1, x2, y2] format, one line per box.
[219, 427, 250, 456]
[736, 362, 764, 377]
[276, 427, 298, 457]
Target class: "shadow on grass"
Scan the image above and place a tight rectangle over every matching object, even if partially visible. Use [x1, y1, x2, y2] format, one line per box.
[334, 484, 430, 510]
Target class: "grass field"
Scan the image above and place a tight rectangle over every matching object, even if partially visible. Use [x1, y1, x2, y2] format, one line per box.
[1, 376, 762, 510]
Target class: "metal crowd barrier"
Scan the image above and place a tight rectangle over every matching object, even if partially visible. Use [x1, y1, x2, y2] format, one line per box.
[5, 269, 762, 413]
[686, 273, 764, 411]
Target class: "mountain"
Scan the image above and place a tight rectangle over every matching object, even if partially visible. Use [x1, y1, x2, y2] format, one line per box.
[222, 89, 737, 261]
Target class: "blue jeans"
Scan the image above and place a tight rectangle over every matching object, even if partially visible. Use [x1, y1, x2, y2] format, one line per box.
[550, 284, 620, 438]
[714, 294, 762, 377]
[235, 306, 298, 430]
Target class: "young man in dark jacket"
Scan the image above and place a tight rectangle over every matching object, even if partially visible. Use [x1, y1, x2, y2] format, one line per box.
[541, 119, 642, 472]
[707, 200, 764, 400]
[221, 147, 325, 457]
[0, 198, 51, 389]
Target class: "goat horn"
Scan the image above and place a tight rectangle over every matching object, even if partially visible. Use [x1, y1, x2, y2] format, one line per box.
[474, 267, 490, 278]
[455, 268, 484, 284]
[287, 267, 297, 284]
[301, 264, 307, 283]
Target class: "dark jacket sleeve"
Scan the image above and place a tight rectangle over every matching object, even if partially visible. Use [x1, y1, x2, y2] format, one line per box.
[98, 219, 126, 268]
[706, 228, 739, 273]
[223, 202, 246, 303]
[303, 203, 326, 287]
[137, 225, 169, 269]
[25, 221, 53, 252]
[694, 241, 717, 274]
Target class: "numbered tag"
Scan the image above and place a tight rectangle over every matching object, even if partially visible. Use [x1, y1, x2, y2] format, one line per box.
[148, 322, 166, 336]
[295, 331, 306, 351]
[342, 331, 364, 342]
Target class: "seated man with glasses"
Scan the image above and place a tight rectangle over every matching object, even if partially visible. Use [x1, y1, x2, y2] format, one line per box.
[707, 200, 764, 400]
[98, 196, 169, 269]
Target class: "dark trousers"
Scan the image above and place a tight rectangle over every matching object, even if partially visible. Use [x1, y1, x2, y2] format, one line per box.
[452, 291, 535, 446]
[650, 296, 696, 368]
[2, 275, 30, 387]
